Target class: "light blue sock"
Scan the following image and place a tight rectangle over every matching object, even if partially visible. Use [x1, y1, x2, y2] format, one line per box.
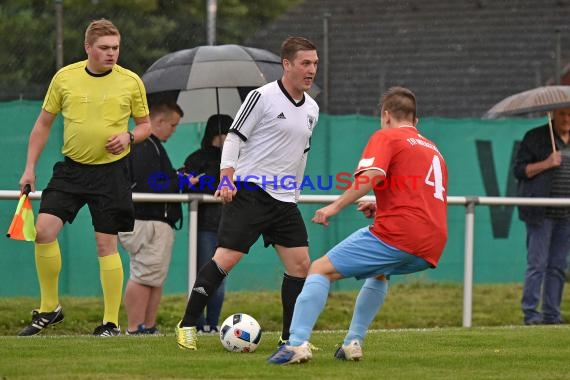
[344, 277, 388, 345]
[289, 274, 330, 346]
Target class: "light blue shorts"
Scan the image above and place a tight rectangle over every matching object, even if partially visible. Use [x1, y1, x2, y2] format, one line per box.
[327, 226, 431, 280]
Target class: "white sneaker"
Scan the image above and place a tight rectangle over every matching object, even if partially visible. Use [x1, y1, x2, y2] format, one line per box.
[334, 339, 363, 361]
[267, 341, 313, 365]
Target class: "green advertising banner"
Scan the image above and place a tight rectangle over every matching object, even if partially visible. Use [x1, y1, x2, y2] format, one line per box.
[0, 102, 546, 296]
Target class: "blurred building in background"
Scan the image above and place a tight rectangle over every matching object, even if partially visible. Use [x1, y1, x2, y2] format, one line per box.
[247, 0, 570, 117]
[2, 0, 569, 117]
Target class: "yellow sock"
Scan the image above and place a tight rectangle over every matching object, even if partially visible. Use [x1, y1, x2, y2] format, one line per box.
[35, 241, 61, 312]
[98, 253, 124, 326]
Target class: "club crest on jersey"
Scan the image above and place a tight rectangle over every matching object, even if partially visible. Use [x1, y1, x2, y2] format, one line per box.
[307, 115, 315, 131]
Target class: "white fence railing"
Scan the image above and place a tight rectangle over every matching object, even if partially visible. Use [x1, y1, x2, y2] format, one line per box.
[2, 190, 569, 327]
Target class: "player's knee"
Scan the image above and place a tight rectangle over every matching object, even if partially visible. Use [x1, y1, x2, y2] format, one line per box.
[34, 225, 58, 244]
[309, 256, 336, 277]
[95, 240, 117, 257]
[299, 255, 311, 274]
[212, 248, 243, 272]
[285, 256, 310, 277]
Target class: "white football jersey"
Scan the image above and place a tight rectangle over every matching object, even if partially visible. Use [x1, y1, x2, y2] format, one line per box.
[229, 80, 319, 202]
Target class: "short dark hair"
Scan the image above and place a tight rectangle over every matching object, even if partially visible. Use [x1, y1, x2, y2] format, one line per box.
[380, 86, 417, 121]
[150, 102, 184, 119]
[281, 36, 317, 62]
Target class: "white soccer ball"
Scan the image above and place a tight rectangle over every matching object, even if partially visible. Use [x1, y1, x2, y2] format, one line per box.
[219, 313, 262, 353]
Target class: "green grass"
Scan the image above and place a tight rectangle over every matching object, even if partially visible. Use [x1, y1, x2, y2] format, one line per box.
[1, 283, 569, 379]
[1, 327, 569, 379]
[1, 282, 552, 335]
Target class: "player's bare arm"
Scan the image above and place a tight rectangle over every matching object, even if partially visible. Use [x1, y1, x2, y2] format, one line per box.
[357, 201, 376, 218]
[105, 115, 151, 155]
[215, 167, 237, 203]
[19, 109, 57, 192]
[130, 115, 152, 142]
[312, 169, 383, 226]
[105, 132, 131, 155]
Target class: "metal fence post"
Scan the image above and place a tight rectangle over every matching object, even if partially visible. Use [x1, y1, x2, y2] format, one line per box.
[188, 198, 199, 298]
[462, 197, 478, 327]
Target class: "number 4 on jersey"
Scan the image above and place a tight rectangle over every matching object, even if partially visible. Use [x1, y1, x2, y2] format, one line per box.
[425, 155, 445, 201]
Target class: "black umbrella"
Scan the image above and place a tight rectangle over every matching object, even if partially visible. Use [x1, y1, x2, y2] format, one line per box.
[142, 44, 319, 123]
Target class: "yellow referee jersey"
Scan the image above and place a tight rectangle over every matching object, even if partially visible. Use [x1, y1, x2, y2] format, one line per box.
[43, 60, 149, 164]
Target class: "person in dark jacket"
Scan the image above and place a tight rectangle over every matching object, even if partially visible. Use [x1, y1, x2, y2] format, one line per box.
[180, 114, 232, 333]
[513, 108, 570, 325]
[119, 102, 184, 334]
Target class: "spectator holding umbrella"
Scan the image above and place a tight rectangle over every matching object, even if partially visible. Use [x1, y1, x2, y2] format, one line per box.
[486, 86, 570, 325]
[514, 107, 570, 325]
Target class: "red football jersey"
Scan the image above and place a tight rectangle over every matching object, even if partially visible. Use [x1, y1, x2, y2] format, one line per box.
[354, 126, 448, 267]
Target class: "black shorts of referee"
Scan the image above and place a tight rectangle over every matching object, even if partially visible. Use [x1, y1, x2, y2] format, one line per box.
[39, 156, 134, 234]
[217, 182, 308, 253]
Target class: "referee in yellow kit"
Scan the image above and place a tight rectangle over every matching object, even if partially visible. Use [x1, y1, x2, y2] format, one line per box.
[17, 19, 151, 337]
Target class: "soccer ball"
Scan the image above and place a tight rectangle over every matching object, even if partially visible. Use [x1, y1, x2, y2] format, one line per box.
[219, 313, 262, 353]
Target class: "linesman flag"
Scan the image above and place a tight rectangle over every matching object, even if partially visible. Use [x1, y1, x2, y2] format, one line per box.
[6, 184, 36, 241]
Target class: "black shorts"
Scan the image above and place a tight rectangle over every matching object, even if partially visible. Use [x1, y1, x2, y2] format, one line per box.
[39, 156, 134, 234]
[217, 183, 308, 253]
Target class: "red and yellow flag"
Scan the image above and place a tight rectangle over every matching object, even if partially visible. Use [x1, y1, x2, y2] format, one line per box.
[6, 185, 36, 241]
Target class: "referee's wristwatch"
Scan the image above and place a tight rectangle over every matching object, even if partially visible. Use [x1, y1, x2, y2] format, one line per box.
[128, 131, 135, 145]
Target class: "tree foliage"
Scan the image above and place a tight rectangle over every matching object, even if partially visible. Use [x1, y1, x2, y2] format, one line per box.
[0, 0, 300, 100]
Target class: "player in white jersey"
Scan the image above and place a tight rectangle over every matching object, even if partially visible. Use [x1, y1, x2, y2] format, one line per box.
[176, 37, 319, 350]
[228, 80, 318, 202]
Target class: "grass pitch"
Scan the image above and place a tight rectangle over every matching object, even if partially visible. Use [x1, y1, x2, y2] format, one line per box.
[1, 327, 569, 379]
[1, 282, 569, 379]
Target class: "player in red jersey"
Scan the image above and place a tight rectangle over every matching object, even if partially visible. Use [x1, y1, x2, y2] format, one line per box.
[268, 86, 448, 365]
